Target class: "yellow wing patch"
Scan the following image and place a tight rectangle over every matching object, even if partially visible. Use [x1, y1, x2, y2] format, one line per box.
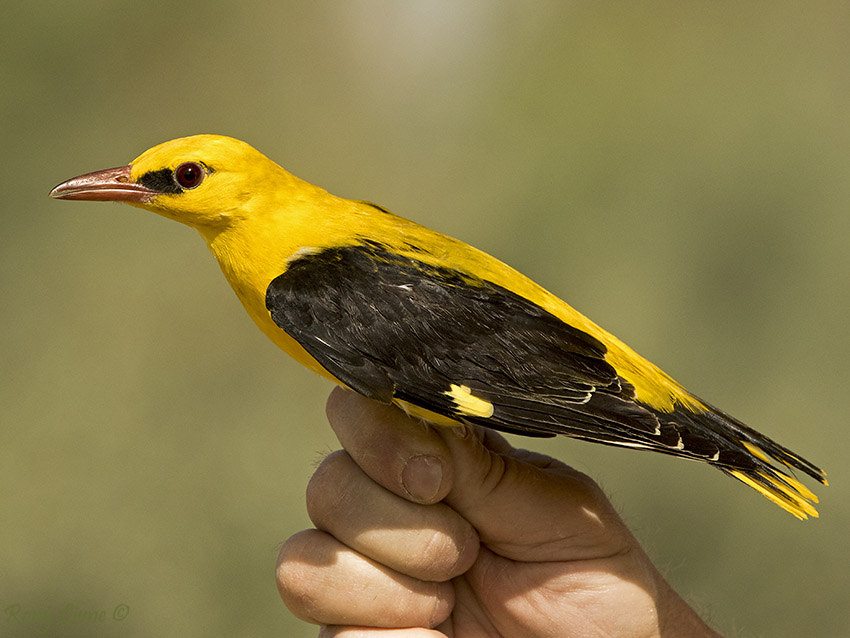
[445, 384, 495, 418]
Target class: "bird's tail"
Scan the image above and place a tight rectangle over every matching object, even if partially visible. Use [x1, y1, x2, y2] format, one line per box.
[698, 404, 828, 520]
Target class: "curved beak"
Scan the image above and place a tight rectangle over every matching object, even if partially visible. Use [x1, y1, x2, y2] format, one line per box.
[49, 166, 156, 203]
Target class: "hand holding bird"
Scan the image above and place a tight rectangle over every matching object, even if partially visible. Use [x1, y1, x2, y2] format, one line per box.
[275, 387, 721, 636]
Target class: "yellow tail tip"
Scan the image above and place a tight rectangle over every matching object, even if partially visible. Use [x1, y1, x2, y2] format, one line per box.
[729, 470, 820, 520]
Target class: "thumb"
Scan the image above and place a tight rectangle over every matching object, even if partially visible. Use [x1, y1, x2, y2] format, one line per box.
[437, 425, 635, 562]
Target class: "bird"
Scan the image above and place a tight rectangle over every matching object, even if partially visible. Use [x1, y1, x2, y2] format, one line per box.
[50, 134, 826, 519]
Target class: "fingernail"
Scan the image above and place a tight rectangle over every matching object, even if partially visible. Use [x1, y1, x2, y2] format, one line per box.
[402, 454, 444, 503]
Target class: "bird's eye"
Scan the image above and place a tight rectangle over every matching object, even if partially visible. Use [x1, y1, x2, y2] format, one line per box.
[175, 162, 205, 189]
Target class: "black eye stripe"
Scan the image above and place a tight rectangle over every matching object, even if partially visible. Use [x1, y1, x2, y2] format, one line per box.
[138, 168, 181, 194]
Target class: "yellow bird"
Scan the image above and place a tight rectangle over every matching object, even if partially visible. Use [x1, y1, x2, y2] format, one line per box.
[50, 134, 827, 519]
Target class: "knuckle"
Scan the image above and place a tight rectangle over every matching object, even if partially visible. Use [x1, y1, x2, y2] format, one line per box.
[409, 522, 479, 581]
[307, 450, 352, 498]
[275, 530, 327, 624]
[306, 451, 359, 527]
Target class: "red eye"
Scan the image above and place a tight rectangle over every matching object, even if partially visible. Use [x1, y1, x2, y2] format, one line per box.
[175, 162, 204, 189]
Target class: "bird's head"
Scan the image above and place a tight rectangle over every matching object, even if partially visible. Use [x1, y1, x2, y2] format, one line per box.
[50, 135, 290, 230]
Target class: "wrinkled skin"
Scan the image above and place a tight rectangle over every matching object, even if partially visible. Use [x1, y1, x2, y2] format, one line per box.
[276, 388, 720, 638]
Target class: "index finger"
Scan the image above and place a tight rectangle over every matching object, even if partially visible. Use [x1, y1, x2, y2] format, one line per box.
[326, 387, 453, 505]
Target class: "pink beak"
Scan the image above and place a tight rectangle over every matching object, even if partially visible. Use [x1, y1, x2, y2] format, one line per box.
[49, 165, 157, 203]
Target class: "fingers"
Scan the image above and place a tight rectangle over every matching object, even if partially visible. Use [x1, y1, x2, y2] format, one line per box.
[306, 450, 479, 581]
[288, 387, 638, 635]
[278, 389, 475, 630]
[276, 529, 453, 628]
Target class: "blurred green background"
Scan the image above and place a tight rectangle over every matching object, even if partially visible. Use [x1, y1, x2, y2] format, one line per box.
[3, 1, 849, 636]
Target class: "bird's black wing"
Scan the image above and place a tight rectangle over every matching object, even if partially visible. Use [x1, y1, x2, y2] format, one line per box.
[266, 241, 826, 518]
[265, 241, 718, 456]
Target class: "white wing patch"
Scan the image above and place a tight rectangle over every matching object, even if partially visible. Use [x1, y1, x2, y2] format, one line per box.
[445, 384, 495, 418]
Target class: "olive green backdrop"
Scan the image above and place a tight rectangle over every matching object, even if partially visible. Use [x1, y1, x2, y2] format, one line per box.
[3, 2, 848, 636]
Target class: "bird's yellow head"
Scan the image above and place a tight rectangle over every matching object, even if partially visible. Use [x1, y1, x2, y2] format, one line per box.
[50, 134, 293, 230]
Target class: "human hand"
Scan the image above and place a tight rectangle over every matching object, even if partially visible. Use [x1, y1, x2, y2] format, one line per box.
[277, 387, 720, 637]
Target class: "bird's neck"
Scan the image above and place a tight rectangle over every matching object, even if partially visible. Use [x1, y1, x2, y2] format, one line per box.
[193, 191, 375, 380]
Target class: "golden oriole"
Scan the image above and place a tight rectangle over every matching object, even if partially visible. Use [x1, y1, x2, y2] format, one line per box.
[50, 134, 826, 519]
